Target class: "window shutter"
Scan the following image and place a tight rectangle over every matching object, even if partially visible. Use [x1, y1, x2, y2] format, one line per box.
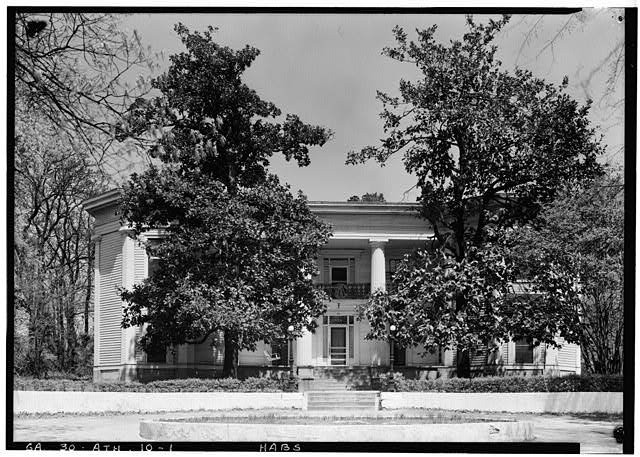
[322, 325, 328, 360]
[471, 344, 488, 367]
[323, 258, 330, 283]
[348, 258, 355, 284]
[501, 341, 509, 365]
[134, 326, 146, 362]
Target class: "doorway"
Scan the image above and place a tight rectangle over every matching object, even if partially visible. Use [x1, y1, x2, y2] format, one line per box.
[330, 327, 347, 365]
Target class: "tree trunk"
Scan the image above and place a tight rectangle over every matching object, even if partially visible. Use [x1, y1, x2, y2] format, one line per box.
[222, 330, 238, 378]
[454, 292, 471, 378]
[456, 346, 471, 378]
[84, 240, 94, 335]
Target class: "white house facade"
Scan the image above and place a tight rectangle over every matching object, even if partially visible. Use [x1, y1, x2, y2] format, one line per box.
[84, 189, 581, 385]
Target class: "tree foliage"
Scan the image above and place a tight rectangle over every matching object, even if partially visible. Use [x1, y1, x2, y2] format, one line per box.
[14, 12, 154, 174]
[14, 101, 105, 377]
[13, 12, 148, 377]
[119, 24, 333, 376]
[347, 15, 603, 260]
[507, 171, 624, 374]
[347, 192, 386, 202]
[350, 16, 604, 376]
[363, 230, 582, 362]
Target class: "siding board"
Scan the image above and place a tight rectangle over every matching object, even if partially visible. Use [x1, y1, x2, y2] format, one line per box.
[98, 232, 123, 366]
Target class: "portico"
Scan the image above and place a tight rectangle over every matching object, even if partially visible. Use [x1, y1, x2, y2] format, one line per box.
[291, 201, 434, 372]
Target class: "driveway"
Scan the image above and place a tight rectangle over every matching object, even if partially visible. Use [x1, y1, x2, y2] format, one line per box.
[12, 410, 622, 453]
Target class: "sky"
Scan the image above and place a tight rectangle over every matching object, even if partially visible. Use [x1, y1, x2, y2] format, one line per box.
[117, 10, 625, 202]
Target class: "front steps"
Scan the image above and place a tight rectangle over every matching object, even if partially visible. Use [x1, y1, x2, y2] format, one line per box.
[306, 378, 349, 391]
[310, 366, 375, 390]
[304, 390, 381, 411]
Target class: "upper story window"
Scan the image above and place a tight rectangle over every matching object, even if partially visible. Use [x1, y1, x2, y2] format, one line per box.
[331, 266, 348, 284]
[387, 258, 402, 283]
[323, 258, 355, 284]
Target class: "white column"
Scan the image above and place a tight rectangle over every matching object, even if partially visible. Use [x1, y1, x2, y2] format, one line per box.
[121, 231, 137, 365]
[369, 238, 388, 293]
[296, 329, 314, 366]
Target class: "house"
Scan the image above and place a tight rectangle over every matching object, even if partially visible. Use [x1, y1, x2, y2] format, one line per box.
[84, 189, 581, 385]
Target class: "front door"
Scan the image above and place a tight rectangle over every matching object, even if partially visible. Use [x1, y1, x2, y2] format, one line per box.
[330, 327, 347, 365]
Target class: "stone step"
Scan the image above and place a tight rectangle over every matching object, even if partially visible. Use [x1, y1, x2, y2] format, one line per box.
[304, 390, 380, 411]
[307, 386, 349, 391]
[307, 381, 349, 386]
[307, 398, 377, 405]
[313, 368, 369, 376]
[306, 404, 379, 411]
[307, 398, 378, 404]
[306, 391, 379, 398]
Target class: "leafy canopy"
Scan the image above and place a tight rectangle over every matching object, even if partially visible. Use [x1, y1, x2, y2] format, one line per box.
[506, 171, 624, 374]
[119, 24, 332, 358]
[118, 24, 332, 188]
[353, 16, 603, 364]
[348, 15, 603, 258]
[364, 229, 582, 355]
[347, 192, 386, 202]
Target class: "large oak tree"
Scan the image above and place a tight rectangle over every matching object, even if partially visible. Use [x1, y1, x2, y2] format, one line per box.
[349, 16, 604, 377]
[119, 25, 332, 377]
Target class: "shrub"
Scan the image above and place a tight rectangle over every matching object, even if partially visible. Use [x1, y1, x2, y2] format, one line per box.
[14, 376, 296, 392]
[378, 373, 623, 392]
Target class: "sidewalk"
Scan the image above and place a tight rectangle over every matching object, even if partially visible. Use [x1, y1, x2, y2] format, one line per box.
[12, 410, 622, 453]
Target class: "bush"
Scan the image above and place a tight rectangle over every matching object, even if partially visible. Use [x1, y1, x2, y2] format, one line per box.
[378, 373, 623, 392]
[14, 376, 296, 392]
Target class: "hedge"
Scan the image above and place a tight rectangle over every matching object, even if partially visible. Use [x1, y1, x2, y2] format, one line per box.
[14, 374, 623, 393]
[14, 376, 297, 392]
[378, 373, 624, 392]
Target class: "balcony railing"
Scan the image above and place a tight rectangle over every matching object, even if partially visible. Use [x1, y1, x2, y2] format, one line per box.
[317, 283, 371, 299]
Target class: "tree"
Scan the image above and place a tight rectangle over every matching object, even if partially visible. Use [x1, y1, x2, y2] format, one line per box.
[507, 171, 624, 374]
[14, 12, 154, 175]
[364, 228, 583, 377]
[14, 101, 105, 376]
[347, 192, 386, 202]
[348, 16, 604, 376]
[508, 11, 625, 164]
[13, 13, 152, 377]
[119, 24, 333, 377]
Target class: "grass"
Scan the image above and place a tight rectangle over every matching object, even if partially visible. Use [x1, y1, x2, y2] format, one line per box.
[162, 410, 516, 425]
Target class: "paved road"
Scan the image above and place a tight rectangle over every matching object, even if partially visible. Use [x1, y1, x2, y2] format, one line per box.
[12, 411, 622, 453]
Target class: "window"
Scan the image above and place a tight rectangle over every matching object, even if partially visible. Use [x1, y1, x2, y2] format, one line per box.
[329, 315, 348, 325]
[146, 345, 167, 364]
[323, 258, 355, 284]
[270, 339, 289, 366]
[515, 338, 534, 364]
[331, 266, 348, 284]
[148, 257, 160, 277]
[387, 258, 401, 282]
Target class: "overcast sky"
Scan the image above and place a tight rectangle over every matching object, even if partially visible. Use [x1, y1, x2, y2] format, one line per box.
[118, 10, 625, 202]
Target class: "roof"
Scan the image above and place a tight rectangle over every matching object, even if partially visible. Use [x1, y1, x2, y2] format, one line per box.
[83, 189, 419, 216]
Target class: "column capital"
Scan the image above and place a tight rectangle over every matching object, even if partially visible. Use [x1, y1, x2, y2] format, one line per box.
[368, 238, 389, 248]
